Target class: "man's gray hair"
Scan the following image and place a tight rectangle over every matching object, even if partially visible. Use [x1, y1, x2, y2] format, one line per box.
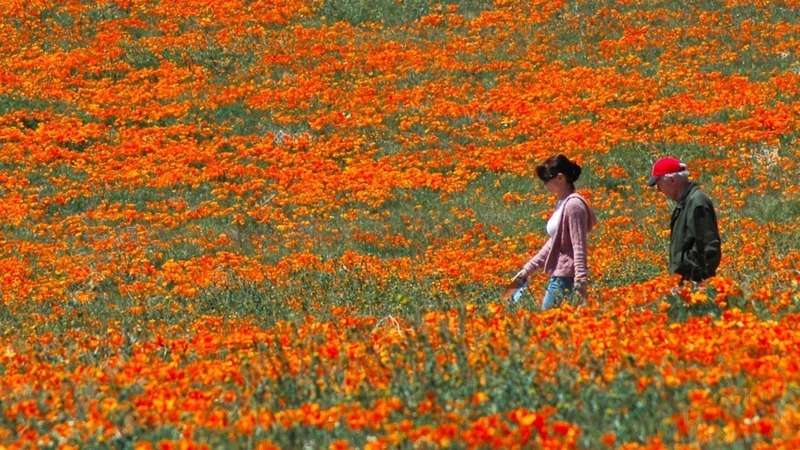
[666, 170, 690, 181]
[674, 170, 690, 179]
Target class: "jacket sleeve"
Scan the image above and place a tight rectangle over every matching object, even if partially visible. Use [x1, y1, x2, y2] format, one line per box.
[565, 200, 590, 283]
[683, 202, 721, 280]
[519, 237, 552, 277]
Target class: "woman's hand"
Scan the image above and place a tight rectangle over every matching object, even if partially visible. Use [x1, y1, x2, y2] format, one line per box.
[574, 280, 588, 298]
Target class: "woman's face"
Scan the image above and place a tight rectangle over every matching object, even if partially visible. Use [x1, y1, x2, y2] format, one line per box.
[544, 172, 563, 194]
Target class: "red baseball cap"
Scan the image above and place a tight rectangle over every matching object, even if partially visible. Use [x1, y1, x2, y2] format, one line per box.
[646, 157, 685, 186]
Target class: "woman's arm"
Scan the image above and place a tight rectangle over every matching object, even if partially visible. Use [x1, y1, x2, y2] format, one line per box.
[517, 237, 552, 278]
[565, 200, 590, 285]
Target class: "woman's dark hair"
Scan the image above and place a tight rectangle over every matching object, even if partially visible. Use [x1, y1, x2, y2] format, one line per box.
[536, 154, 582, 186]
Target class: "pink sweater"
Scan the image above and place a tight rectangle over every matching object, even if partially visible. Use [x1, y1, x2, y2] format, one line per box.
[520, 193, 597, 283]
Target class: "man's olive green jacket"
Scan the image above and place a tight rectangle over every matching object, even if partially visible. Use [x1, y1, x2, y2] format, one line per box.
[669, 182, 721, 282]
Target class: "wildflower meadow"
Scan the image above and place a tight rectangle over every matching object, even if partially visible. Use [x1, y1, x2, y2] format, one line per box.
[1, 0, 800, 448]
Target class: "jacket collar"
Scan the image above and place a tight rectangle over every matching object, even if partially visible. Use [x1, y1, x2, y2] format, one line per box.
[677, 182, 698, 205]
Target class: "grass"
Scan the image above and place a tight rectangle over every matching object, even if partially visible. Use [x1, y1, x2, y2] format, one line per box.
[1, 0, 800, 448]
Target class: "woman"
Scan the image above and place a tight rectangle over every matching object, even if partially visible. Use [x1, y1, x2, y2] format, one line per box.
[514, 155, 597, 310]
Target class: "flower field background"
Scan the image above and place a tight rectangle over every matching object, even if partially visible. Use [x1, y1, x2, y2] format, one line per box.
[2, 0, 800, 448]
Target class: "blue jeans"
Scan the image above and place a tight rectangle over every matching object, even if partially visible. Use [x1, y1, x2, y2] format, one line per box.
[542, 277, 574, 310]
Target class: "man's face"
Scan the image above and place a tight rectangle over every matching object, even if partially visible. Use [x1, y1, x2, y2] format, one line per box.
[655, 175, 681, 201]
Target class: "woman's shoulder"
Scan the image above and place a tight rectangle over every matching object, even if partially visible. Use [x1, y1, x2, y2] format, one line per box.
[565, 192, 598, 230]
[564, 193, 590, 211]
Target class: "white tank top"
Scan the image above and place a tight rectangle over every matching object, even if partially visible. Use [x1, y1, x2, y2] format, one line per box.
[546, 199, 565, 237]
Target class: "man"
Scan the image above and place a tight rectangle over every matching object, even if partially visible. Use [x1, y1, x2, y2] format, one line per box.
[647, 157, 721, 282]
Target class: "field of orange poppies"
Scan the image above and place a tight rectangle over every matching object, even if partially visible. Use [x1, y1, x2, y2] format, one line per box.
[2, 0, 800, 448]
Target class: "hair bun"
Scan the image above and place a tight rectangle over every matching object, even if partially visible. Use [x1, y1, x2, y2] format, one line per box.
[570, 164, 582, 182]
[556, 154, 581, 182]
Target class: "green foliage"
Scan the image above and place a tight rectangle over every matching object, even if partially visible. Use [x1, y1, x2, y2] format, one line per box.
[319, 0, 442, 26]
[87, 2, 131, 22]
[2, 1, 800, 448]
[664, 292, 723, 322]
[0, 94, 55, 116]
[121, 41, 161, 69]
[748, 197, 800, 226]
